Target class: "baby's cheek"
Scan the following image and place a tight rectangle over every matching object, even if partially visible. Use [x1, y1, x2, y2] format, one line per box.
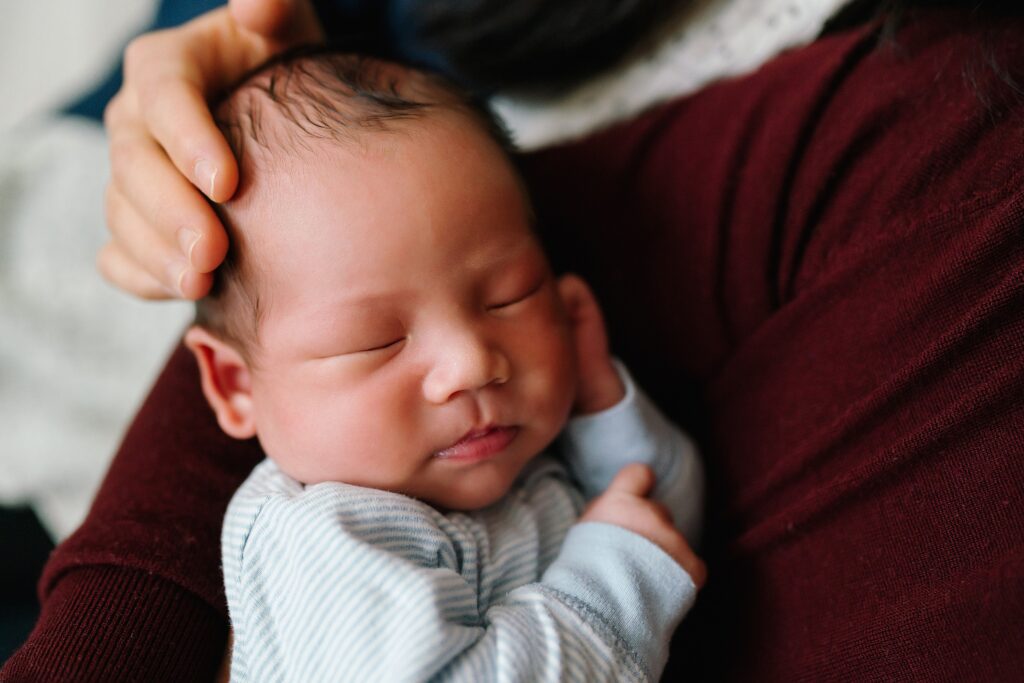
[301, 380, 422, 487]
[250, 378, 343, 478]
[524, 335, 576, 436]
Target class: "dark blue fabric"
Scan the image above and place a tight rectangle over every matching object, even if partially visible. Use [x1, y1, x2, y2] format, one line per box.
[61, 0, 436, 122]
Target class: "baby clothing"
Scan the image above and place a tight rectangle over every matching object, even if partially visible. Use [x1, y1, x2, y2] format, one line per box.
[222, 365, 702, 682]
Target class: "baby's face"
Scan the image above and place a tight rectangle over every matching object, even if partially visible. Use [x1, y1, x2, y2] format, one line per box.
[233, 110, 576, 510]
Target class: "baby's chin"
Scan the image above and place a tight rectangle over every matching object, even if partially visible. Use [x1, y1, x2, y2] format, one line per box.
[420, 460, 539, 513]
[427, 488, 508, 514]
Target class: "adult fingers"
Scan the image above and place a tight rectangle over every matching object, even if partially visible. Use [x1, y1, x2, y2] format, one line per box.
[97, 242, 176, 301]
[99, 243, 214, 301]
[122, 24, 242, 204]
[123, 2, 322, 202]
[107, 117, 229, 275]
[104, 184, 215, 299]
[105, 6, 274, 300]
[103, 4, 323, 301]
[230, 0, 323, 44]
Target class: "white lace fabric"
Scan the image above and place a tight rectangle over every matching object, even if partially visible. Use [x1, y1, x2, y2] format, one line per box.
[494, 0, 851, 150]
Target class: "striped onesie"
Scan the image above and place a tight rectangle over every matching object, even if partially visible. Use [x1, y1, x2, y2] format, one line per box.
[222, 365, 703, 682]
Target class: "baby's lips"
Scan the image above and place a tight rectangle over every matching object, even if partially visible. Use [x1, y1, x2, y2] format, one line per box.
[432, 426, 519, 462]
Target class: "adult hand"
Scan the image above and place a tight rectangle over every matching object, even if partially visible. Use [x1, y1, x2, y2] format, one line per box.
[581, 464, 707, 585]
[557, 274, 626, 414]
[99, 0, 323, 299]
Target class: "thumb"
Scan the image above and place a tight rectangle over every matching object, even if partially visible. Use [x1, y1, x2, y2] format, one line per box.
[606, 463, 655, 497]
[230, 0, 324, 44]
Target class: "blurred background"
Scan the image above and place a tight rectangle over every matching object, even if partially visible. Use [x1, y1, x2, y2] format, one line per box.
[0, 2, 153, 129]
[0, 0, 205, 662]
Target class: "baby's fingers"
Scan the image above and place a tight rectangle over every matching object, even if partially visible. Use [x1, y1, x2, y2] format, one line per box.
[661, 534, 707, 589]
[605, 463, 656, 498]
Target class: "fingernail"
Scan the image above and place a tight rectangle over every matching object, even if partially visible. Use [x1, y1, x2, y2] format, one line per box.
[194, 159, 218, 198]
[168, 261, 188, 296]
[177, 228, 201, 266]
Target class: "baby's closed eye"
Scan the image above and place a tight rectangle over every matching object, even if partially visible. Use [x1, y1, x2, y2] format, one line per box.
[306, 328, 407, 361]
[352, 337, 407, 354]
[486, 277, 546, 313]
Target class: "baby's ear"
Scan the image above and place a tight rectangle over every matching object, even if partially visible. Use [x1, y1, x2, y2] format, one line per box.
[184, 326, 257, 439]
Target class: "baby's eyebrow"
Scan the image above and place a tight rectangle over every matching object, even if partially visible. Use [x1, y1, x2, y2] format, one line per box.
[276, 290, 405, 330]
[320, 287, 416, 308]
[460, 236, 540, 272]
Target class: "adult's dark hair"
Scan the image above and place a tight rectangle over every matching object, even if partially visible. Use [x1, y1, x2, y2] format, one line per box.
[387, 0, 685, 91]
[386, 0, 1017, 92]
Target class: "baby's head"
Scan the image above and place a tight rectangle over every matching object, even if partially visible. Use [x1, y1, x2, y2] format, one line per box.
[187, 49, 578, 510]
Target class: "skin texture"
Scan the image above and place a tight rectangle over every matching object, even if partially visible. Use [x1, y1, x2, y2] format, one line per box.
[100, 0, 322, 299]
[193, 108, 579, 510]
[101, 0, 703, 578]
[190, 106, 704, 670]
[184, 97, 702, 582]
[98, 0, 704, 581]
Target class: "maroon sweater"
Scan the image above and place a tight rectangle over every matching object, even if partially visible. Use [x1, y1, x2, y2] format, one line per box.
[5, 7, 1023, 682]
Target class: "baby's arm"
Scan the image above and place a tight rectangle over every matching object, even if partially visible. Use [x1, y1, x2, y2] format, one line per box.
[558, 275, 704, 543]
[223, 463, 694, 682]
[561, 362, 705, 543]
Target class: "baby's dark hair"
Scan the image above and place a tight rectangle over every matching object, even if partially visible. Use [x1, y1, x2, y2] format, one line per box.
[194, 46, 515, 362]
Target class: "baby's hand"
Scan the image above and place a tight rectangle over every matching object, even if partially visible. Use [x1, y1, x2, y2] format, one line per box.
[557, 275, 625, 415]
[580, 464, 706, 586]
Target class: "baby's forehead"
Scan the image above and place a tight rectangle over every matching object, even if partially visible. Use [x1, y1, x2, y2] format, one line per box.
[212, 50, 528, 311]
[236, 100, 500, 233]
[231, 114, 520, 274]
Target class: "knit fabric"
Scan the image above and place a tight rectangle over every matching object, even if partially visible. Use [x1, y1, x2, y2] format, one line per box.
[494, 0, 851, 150]
[521, 7, 1024, 681]
[222, 366, 700, 682]
[4, 7, 1023, 682]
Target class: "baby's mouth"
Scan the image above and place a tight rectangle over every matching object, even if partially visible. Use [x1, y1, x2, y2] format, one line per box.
[432, 426, 519, 463]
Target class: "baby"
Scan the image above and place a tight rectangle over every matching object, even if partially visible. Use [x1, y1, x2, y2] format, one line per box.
[186, 48, 704, 683]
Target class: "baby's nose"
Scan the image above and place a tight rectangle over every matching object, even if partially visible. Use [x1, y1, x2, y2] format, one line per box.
[422, 332, 510, 404]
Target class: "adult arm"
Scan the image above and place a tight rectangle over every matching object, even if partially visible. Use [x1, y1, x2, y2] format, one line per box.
[14, 4, 1023, 682]
[223, 463, 695, 682]
[1, 345, 262, 682]
[520, 6, 1024, 680]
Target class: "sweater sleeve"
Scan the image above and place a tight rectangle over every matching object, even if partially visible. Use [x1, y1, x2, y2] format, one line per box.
[222, 465, 695, 682]
[520, 8, 1024, 681]
[560, 361, 704, 544]
[2, 344, 261, 683]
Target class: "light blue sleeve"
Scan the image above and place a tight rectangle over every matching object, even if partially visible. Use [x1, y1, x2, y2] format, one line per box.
[559, 360, 705, 544]
[541, 521, 698, 681]
[223, 463, 694, 683]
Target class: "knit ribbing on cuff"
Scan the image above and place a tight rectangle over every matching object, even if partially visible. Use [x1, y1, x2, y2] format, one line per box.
[1, 566, 228, 683]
